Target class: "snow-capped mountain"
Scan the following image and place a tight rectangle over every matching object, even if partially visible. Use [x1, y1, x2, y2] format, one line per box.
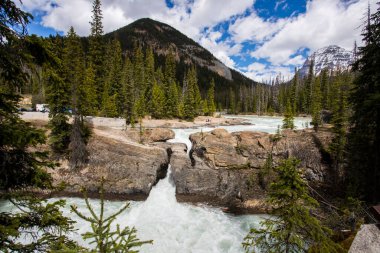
[299, 45, 354, 76]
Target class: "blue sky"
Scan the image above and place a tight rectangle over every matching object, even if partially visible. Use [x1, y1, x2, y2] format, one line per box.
[18, 0, 374, 81]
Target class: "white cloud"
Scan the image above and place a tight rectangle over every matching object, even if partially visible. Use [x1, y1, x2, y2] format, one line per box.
[17, 0, 376, 82]
[250, 0, 377, 65]
[283, 55, 306, 66]
[247, 62, 266, 71]
[243, 64, 293, 83]
[229, 13, 287, 43]
[41, 0, 92, 35]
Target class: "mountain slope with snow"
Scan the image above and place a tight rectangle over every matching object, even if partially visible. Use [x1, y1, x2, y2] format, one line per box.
[299, 45, 354, 76]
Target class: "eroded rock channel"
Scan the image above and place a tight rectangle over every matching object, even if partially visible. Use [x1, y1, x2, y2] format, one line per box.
[48, 125, 333, 214]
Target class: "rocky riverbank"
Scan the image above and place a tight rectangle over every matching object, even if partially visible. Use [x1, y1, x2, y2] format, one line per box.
[21, 112, 251, 129]
[41, 122, 332, 214]
[170, 128, 332, 213]
[25, 115, 331, 213]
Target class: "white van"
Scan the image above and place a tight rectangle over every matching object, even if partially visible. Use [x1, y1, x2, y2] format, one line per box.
[36, 104, 49, 113]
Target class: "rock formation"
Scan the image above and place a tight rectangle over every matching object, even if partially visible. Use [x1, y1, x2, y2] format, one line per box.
[50, 133, 170, 199]
[170, 128, 332, 212]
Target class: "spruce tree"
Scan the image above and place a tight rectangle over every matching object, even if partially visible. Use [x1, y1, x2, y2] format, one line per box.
[329, 71, 350, 190]
[320, 68, 329, 110]
[282, 100, 295, 129]
[243, 158, 342, 253]
[290, 69, 298, 115]
[122, 56, 136, 126]
[45, 44, 71, 156]
[311, 76, 322, 131]
[228, 88, 236, 114]
[88, 0, 105, 109]
[183, 70, 195, 120]
[81, 64, 98, 116]
[347, 3, 380, 202]
[207, 78, 216, 116]
[63, 27, 84, 115]
[163, 51, 177, 117]
[164, 49, 176, 84]
[180, 66, 201, 120]
[62, 26, 90, 168]
[145, 47, 155, 114]
[166, 80, 179, 117]
[202, 99, 209, 116]
[304, 60, 314, 114]
[151, 81, 165, 119]
[102, 39, 123, 115]
[133, 44, 146, 117]
[192, 69, 202, 115]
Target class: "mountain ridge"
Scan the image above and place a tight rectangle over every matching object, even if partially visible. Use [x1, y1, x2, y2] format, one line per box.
[299, 45, 354, 76]
[104, 18, 255, 87]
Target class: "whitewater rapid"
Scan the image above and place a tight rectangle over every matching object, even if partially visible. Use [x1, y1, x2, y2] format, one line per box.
[55, 167, 265, 253]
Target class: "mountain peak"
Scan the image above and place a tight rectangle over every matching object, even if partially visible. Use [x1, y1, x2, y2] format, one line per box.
[106, 18, 249, 82]
[299, 45, 353, 76]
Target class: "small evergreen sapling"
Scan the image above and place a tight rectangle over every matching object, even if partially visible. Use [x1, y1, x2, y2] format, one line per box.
[282, 100, 295, 130]
[71, 179, 153, 253]
[243, 158, 342, 253]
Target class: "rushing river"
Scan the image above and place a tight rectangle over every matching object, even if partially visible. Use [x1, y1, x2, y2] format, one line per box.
[1, 115, 310, 252]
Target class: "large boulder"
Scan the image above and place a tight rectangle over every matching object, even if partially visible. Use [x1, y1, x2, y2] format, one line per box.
[190, 129, 248, 168]
[125, 128, 175, 143]
[50, 135, 169, 199]
[171, 128, 332, 212]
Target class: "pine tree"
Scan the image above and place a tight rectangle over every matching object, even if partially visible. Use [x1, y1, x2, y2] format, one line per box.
[122, 56, 136, 126]
[145, 47, 155, 114]
[101, 89, 118, 118]
[207, 78, 216, 116]
[45, 54, 71, 156]
[311, 76, 322, 131]
[228, 88, 236, 114]
[320, 68, 329, 110]
[329, 71, 350, 191]
[328, 73, 340, 112]
[69, 116, 89, 169]
[166, 80, 179, 117]
[183, 70, 195, 120]
[282, 100, 295, 129]
[63, 27, 84, 115]
[151, 81, 165, 118]
[290, 69, 298, 115]
[202, 99, 209, 116]
[164, 49, 176, 84]
[63, 26, 90, 169]
[304, 60, 314, 114]
[81, 64, 98, 116]
[133, 44, 146, 117]
[102, 39, 123, 115]
[88, 0, 105, 109]
[179, 67, 201, 120]
[192, 69, 202, 114]
[243, 158, 342, 253]
[347, 3, 380, 202]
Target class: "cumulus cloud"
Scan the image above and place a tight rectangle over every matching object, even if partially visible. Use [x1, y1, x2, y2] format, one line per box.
[243, 63, 293, 82]
[229, 13, 287, 43]
[17, 0, 377, 82]
[250, 0, 376, 65]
